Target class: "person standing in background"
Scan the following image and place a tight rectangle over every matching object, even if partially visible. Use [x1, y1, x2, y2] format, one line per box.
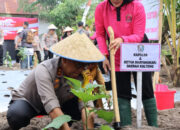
[14, 29, 23, 63]
[0, 29, 4, 66]
[85, 24, 91, 37]
[77, 21, 89, 37]
[16, 22, 34, 68]
[32, 29, 42, 63]
[42, 24, 58, 60]
[62, 26, 74, 39]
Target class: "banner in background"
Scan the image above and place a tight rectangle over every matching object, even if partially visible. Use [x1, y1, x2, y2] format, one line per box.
[136, 0, 160, 40]
[0, 17, 38, 40]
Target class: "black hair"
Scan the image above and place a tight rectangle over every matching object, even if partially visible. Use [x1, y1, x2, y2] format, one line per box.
[108, 0, 134, 7]
[108, 0, 134, 21]
[78, 21, 84, 27]
[85, 24, 89, 27]
[24, 21, 29, 26]
[62, 32, 68, 39]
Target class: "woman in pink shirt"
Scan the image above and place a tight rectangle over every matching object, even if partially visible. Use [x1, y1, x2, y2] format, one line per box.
[95, 0, 157, 127]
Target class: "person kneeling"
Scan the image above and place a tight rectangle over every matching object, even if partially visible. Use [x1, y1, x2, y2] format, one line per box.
[7, 33, 105, 130]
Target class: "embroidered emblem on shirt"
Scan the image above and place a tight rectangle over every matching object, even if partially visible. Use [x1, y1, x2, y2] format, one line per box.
[126, 14, 132, 23]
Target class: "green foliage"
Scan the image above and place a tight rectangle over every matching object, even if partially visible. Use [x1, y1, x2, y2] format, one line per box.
[18, 0, 103, 36]
[66, 77, 109, 103]
[65, 76, 114, 129]
[17, 48, 27, 61]
[64, 76, 82, 90]
[3, 51, 12, 68]
[96, 110, 114, 123]
[50, 0, 85, 27]
[71, 88, 109, 103]
[42, 76, 113, 129]
[43, 115, 71, 130]
[100, 125, 114, 130]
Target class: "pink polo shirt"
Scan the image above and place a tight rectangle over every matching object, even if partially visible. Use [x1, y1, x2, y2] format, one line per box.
[95, 0, 146, 71]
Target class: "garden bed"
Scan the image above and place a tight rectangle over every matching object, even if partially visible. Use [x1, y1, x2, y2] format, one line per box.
[0, 102, 180, 130]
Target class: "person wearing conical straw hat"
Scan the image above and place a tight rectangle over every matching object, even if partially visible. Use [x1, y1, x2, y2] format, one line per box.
[7, 32, 105, 130]
[62, 26, 74, 39]
[32, 29, 42, 63]
[95, 0, 158, 127]
[42, 24, 58, 61]
[14, 28, 23, 63]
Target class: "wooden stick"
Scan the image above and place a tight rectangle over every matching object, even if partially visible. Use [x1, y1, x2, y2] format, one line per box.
[108, 26, 120, 123]
[153, 0, 163, 90]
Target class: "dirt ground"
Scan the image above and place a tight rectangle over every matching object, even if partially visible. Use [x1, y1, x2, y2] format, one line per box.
[0, 102, 180, 130]
[0, 62, 179, 130]
[0, 63, 21, 71]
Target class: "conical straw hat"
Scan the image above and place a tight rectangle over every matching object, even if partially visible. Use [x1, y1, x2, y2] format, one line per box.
[48, 24, 57, 30]
[63, 26, 74, 32]
[17, 28, 23, 33]
[31, 29, 37, 33]
[50, 32, 105, 63]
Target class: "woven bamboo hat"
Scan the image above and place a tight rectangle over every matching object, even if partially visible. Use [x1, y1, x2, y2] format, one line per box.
[31, 29, 37, 33]
[63, 26, 74, 32]
[48, 24, 57, 30]
[50, 32, 105, 63]
[17, 28, 23, 33]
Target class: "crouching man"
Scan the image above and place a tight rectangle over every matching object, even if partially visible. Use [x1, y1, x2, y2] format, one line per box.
[7, 33, 105, 130]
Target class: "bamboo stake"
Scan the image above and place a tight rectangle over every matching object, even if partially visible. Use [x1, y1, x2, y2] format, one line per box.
[108, 27, 121, 129]
[153, 0, 163, 89]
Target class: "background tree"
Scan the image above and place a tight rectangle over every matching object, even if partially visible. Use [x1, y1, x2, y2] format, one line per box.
[18, 0, 103, 35]
[161, 0, 180, 86]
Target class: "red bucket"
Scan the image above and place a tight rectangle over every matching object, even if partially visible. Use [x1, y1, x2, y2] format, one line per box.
[156, 84, 168, 92]
[154, 90, 176, 110]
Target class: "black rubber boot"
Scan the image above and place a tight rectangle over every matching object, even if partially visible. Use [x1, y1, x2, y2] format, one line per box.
[118, 98, 132, 127]
[143, 98, 158, 127]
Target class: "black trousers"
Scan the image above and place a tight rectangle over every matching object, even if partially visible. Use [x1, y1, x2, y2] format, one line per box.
[116, 72, 154, 100]
[35, 51, 42, 63]
[15, 50, 20, 63]
[44, 50, 53, 60]
[0, 45, 3, 66]
[7, 98, 81, 130]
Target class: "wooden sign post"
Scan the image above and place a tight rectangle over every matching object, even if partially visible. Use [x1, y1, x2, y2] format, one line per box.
[24, 48, 34, 69]
[120, 43, 161, 128]
[137, 72, 142, 128]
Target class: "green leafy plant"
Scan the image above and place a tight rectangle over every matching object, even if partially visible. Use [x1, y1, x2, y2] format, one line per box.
[43, 76, 114, 130]
[17, 47, 27, 61]
[42, 115, 71, 130]
[3, 51, 12, 68]
[65, 76, 114, 130]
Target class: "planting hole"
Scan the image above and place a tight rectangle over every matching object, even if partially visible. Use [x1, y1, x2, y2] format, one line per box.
[2, 81, 7, 83]
[4, 94, 10, 98]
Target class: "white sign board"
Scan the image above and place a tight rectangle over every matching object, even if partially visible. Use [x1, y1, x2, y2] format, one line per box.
[137, 0, 160, 40]
[24, 48, 34, 56]
[120, 43, 160, 71]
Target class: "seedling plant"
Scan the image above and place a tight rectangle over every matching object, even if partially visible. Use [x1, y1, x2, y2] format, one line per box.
[43, 76, 115, 130]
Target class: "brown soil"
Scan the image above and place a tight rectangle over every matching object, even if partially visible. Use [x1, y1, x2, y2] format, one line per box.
[0, 63, 21, 71]
[0, 102, 180, 130]
[160, 65, 180, 88]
